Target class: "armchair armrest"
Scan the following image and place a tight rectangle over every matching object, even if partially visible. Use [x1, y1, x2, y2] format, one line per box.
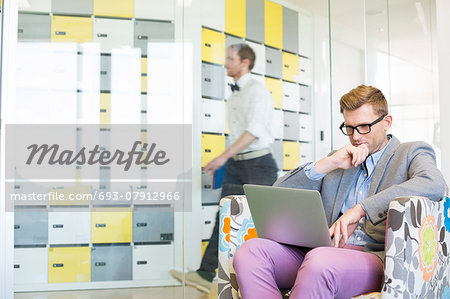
[383, 196, 450, 298]
[218, 195, 257, 299]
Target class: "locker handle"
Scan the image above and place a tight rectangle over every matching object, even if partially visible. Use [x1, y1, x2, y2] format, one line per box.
[285, 154, 290, 157]
[96, 223, 106, 227]
[205, 221, 212, 224]
[284, 94, 290, 98]
[205, 149, 211, 153]
[300, 97, 306, 101]
[204, 43, 212, 48]
[138, 35, 148, 40]
[266, 59, 272, 64]
[95, 262, 106, 267]
[14, 264, 20, 269]
[137, 222, 148, 227]
[204, 78, 211, 83]
[301, 155, 306, 158]
[204, 184, 212, 189]
[284, 124, 290, 128]
[53, 263, 64, 268]
[18, 29, 24, 34]
[14, 225, 20, 229]
[300, 69, 305, 72]
[100, 109, 107, 113]
[55, 31, 66, 36]
[137, 261, 148, 265]
[53, 224, 64, 228]
[284, 64, 289, 68]
[301, 126, 306, 129]
[97, 33, 108, 38]
[204, 113, 211, 117]
[100, 71, 107, 75]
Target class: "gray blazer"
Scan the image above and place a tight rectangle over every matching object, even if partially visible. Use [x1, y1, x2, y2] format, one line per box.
[274, 135, 448, 261]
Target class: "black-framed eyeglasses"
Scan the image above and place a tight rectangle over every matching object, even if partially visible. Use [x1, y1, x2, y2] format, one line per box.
[339, 114, 386, 136]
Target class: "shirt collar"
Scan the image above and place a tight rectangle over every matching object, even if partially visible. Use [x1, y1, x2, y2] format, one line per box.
[235, 73, 251, 89]
[363, 136, 391, 177]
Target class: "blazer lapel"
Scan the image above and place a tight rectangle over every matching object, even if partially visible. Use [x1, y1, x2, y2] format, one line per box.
[368, 135, 401, 196]
[330, 166, 360, 223]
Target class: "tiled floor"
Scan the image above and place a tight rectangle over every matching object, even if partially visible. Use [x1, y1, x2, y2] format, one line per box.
[14, 286, 210, 299]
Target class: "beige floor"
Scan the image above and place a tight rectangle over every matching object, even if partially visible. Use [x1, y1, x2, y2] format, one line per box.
[14, 286, 210, 299]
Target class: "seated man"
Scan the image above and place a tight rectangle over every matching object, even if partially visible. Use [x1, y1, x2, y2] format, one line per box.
[233, 85, 448, 299]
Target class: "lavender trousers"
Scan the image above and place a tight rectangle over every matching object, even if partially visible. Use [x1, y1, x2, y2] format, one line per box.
[233, 238, 384, 299]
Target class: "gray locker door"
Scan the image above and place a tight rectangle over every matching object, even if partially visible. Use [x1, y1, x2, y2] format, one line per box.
[133, 206, 174, 242]
[134, 20, 174, 56]
[14, 209, 48, 245]
[270, 140, 283, 170]
[299, 85, 312, 114]
[52, 0, 93, 15]
[100, 55, 111, 92]
[283, 111, 299, 141]
[225, 35, 244, 49]
[282, 7, 299, 54]
[18, 13, 51, 42]
[202, 63, 225, 99]
[202, 172, 221, 205]
[91, 246, 132, 281]
[246, 0, 264, 43]
[265, 47, 282, 79]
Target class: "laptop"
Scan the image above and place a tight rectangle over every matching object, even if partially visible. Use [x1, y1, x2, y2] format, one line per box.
[243, 184, 333, 248]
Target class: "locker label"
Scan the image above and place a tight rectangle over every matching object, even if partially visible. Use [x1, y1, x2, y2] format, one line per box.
[205, 113, 211, 117]
[14, 225, 20, 229]
[160, 233, 173, 241]
[205, 221, 211, 224]
[137, 261, 148, 265]
[205, 149, 211, 153]
[100, 71, 107, 75]
[96, 223, 106, 227]
[18, 29, 24, 34]
[204, 78, 211, 82]
[14, 264, 20, 269]
[53, 263, 64, 268]
[138, 35, 148, 40]
[53, 224, 64, 228]
[267, 59, 272, 63]
[137, 222, 148, 227]
[97, 33, 108, 38]
[55, 31, 66, 36]
[95, 262, 106, 267]
[205, 43, 212, 48]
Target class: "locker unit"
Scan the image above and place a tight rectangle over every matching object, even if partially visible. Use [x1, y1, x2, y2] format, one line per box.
[202, 28, 226, 65]
[202, 63, 225, 99]
[19, 0, 51, 13]
[270, 139, 283, 170]
[100, 93, 111, 124]
[299, 85, 312, 114]
[246, 0, 265, 44]
[93, 18, 134, 54]
[134, 20, 175, 56]
[133, 244, 174, 280]
[18, 13, 51, 42]
[225, 0, 246, 38]
[264, 0, 282, 49]
[133, 206, 174, 243]
[52, 0, 93, 15]
[14, 248, 48, 284]
[134, 0, 175, 21]
[14, 208, 48, 246]
[283, 111, 300, 141]
[100, 56, 111, 92]
[299, 114, 313, 142]
[202, 134, 226, 167]
[282, 7, 299, 54]
[51, 16, 93, 43]
[93, 0, 133, 18]
[225, 34, 244, 49]
[300, 142, 315, 164]
[283, 141, 300, 170]
[202, 205, 219, 240]
[91, 245, 132, 281]
[272, 109, 284, 139]
[48, 246, 91, 283]
[48, 210, 91, 245]
[265, 77, 283, 109]
[91, 208, 133, 243]
[265, 47, 282, 79]
[246, 41, 265, 75]
[202, 98, 226, 133]
[282, 51, 299, 83]
[298, 56, 313, 85]
[282, 81, 300, 112]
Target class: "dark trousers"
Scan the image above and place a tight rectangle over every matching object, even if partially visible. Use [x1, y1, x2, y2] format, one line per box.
[198, 153, 278, 273]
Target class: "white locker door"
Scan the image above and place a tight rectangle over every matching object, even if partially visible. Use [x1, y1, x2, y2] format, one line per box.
[246, 41, 265, 75]
[133, 244, 174, 280]
[272, 109, 284, 139]
[224, 75, 234, 100]
[14, 248, 48, 284]
[93, 18, 134, 54]
[19, 0, 51, 13]
[283, 81, 300, 112]
[300, 142, 315, 164]
[135, 0, 175, 20]
[200, 0, 225, 32]
[298, 11, 313, 58]
[48, 211, 91, 244]
[299, 57, 312, 86]
[201, 98, 226, 134]
[299, 114, 313, 142]
[250, 73, 265, 84]
[201, 205, 219, 240]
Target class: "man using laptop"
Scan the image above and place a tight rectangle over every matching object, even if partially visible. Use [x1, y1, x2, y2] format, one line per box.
[233, 85, 447, 298]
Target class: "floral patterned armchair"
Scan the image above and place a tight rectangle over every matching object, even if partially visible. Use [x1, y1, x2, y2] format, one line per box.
[217, 195, 450, 299]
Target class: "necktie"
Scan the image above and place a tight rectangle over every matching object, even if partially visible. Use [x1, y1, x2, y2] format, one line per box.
[230, 83, 240, 92]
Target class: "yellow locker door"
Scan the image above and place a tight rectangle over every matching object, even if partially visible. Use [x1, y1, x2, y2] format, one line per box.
[225, 0, 246, 38]
[93, 0, 134, 18]
[91, 208, 133, 243]
[48, 247, 91, 283]
[202, 134, 226, 167]
[141, 75, 147, 93]
[264, 0, 282, 49]
[201, 241, 209, 258]
[283, 141, 299, 170]
[282, 52, 299, 82]
[202, 28, 225, 65]
[141, 57, 147, 74]
[265, 77, 283, 109]
[100, 93, 111, 125]
[51, 16, 93, 43]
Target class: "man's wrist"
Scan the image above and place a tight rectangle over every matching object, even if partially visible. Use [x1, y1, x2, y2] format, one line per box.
[314, 156, 338, 174]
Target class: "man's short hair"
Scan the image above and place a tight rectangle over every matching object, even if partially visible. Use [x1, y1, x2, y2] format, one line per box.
[229, 43, 256, 71]
[339, 85, 389, 116]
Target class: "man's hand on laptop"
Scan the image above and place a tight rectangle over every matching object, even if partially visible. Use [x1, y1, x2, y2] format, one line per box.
[329, 203, 366, 248]
[314, 144, 369, 174]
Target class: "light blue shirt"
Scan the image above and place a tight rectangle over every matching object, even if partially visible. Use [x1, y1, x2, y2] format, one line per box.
[304, 138, 391, 245]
